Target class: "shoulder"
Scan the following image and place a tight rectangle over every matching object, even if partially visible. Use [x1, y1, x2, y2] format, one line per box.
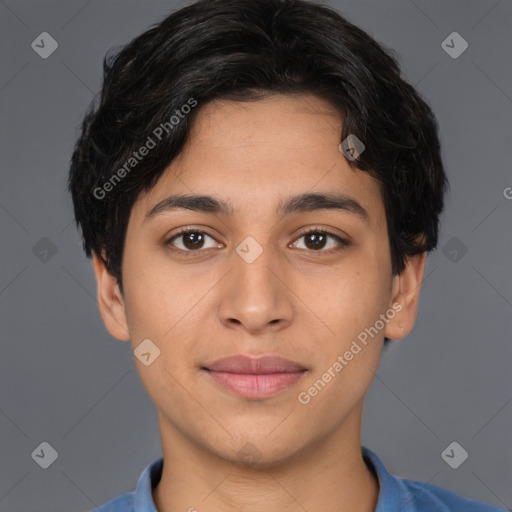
[90, 456, 163, 511]
[92, 492, 135, 511]
[361, 446, 506, 512]
[397, 476, 507, 511]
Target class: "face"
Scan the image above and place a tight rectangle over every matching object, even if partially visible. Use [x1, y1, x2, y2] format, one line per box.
[93, 93, 425, 467]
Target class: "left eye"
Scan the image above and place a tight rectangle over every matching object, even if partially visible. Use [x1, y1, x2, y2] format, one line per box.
[291, 229, 350, 252]
[165, 229, 350, 253]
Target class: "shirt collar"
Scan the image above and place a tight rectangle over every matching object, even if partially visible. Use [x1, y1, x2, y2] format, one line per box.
[132, 446, 401, 511]
[133, 456, 163, 512]
[362, 446, 407, 511]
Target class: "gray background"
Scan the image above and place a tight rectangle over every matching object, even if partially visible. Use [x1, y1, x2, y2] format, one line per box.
[1, 0, 511, 510]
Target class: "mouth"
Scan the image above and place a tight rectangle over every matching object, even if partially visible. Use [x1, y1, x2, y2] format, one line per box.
[202, 355, 308, 399]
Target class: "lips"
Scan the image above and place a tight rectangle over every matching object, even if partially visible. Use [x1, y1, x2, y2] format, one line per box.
[203, 355, 307, 374]
[202, 355, 307, 399]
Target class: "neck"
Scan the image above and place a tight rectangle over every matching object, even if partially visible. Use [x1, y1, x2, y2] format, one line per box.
[152, 405, 379, 512]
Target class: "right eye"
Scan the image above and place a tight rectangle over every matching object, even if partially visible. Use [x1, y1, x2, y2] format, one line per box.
[165, 228, 223, 253]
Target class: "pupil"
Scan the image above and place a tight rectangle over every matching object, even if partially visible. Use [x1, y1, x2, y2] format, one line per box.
[306, 232, 325, 250]
[184, 232, 203, 249]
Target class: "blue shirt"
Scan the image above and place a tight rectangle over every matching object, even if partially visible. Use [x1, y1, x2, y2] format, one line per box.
[93, 446, 506, 511]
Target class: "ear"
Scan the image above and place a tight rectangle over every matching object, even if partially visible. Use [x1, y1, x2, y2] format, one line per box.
[384, 251, 427, 341]
[91, 250, 130, 342]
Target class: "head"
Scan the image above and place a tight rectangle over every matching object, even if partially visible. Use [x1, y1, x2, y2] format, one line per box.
[68, 0, 447, 466]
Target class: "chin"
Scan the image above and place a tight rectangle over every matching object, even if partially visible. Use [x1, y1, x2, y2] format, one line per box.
[207, 431, 307, 470]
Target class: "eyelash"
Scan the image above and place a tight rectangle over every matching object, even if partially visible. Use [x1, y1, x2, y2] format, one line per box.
[164, 227, 351, 256]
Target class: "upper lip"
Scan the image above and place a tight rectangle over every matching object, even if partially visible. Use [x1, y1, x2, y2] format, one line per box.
[203, 355, 307, 374]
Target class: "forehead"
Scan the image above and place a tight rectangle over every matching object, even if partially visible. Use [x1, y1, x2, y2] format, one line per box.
[131, 94, 385, 229]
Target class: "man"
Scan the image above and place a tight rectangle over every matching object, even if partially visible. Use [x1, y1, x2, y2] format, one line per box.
[68, 0, 504, 510]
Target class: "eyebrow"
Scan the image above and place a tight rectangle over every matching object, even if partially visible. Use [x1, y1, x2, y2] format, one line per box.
[144, 192, 370, 224]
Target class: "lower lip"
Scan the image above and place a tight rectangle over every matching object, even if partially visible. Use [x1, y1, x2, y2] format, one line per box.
[205, 370, 306, 399]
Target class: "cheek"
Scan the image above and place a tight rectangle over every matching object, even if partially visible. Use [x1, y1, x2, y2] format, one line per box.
[314, 261, 389, 336]
[123, 261, 216, 375]
[122, 246, 192, 332]
[296, 264, 388, 409]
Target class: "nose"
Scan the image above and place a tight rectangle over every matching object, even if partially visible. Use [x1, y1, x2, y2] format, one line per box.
[217, 241, 294, 334]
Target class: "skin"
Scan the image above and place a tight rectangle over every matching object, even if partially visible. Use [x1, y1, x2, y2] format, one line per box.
[92, 94, 426, 512]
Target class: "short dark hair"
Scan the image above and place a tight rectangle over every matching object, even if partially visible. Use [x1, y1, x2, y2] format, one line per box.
[68, 0, 448, 300]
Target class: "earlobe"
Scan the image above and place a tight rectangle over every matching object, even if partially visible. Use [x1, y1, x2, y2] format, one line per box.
[384, 251, 427, 341]
[92, 250, 131, 342]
